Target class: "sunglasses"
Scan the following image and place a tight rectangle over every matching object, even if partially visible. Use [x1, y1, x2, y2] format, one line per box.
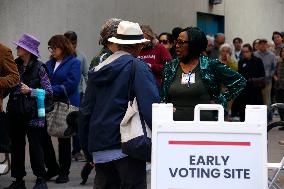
[176, 39, 189, 47]
[159, 40, 169, 45]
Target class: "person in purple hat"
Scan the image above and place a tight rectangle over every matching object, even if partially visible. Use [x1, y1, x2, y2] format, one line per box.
[5, 34, 53, 189]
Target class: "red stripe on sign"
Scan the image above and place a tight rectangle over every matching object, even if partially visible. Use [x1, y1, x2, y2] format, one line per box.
[168, 141, 251, 146]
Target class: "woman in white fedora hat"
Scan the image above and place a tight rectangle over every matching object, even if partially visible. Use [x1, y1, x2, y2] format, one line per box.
[79, 20, 160, 188]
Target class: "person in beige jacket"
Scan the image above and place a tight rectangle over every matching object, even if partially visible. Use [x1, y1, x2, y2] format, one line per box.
[0, 43, 20, 112]
[0, 43, 19, 167]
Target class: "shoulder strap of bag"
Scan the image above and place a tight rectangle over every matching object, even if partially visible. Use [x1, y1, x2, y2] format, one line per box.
[128, 61, 136, 103]
[60, 84, 71, 106]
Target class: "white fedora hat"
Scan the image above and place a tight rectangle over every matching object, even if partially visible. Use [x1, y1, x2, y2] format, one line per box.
[108, 21, 149, 44]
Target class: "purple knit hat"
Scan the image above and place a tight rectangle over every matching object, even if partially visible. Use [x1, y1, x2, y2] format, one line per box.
[13, 33, 40, 57]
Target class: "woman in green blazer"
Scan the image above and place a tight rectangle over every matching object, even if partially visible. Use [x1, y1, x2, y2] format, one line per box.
[160, 27, 246, 121]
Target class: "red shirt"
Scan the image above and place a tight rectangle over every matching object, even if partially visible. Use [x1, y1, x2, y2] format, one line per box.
[138, 44, 172, 85]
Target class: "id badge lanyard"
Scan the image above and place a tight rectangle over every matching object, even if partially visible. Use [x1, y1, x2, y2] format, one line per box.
[187, 72, 192, 88]
[181, 72, 195, 87]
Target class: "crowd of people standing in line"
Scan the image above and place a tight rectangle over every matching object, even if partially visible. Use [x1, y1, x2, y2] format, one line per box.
[206, 31, 284, 123]
[0, 17, 283, 189]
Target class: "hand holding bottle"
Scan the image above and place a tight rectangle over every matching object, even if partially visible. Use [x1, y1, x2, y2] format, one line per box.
[35, 89, 46, 117]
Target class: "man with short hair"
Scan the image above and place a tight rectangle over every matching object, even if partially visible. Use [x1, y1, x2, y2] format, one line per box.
[233, 37, 243, 61]
[204, 35, 214, 56]
[254, 39, 277, 110]
[64, 31, 89, 161]
[89, 18, 122, 70]
[64, 31, 89, 99]
[209, 33, 225, 59]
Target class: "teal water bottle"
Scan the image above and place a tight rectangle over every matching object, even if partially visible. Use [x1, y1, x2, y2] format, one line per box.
[36, 89, 46, 117]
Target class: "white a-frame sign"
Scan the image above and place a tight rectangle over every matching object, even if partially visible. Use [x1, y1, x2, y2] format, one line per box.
[151, 104, 267, 189]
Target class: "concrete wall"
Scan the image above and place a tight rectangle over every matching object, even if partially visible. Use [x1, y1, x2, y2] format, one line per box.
[0, 0, 224, 63]
[0, 0, 283, 62]
[224, 0, 284, 45]
[1, 0, 284, 109]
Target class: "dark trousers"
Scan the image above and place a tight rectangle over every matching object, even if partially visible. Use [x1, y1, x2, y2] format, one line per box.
[9, 117, 46, 179]
[41, 126, 59, 173]
[42, 133, 71, 176]
[58, 138, 71, 175]
[93, 156, 146, 189]
[0, 112, 10, 153]
[72, 92, 84, 155]
[276, 89, 284, 120]
[72, 134, 81, 155]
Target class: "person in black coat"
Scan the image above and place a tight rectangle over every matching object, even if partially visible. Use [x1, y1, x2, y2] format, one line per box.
[237, 43, 265, 121]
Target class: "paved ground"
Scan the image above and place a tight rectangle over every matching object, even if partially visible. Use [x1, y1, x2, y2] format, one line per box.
[0, 137, 151, 189]
[0, 139, 94, 189]
[1, 118, 284, 189]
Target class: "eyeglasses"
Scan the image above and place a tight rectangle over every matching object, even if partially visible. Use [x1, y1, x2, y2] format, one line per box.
[159, 40, 169, 45]
[48, 46, 56, 52]
[176, 39, 189, 47]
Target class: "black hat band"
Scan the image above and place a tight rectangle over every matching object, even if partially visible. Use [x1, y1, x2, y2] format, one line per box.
[116, 34, 144, 40]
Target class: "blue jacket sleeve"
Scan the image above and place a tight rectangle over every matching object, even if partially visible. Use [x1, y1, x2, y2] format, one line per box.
[134, 60, 160, 129]
[52, 59, 81, 96]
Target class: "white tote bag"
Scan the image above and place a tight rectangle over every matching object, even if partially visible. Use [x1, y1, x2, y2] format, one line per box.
[120, 61, 152, 161]
[120, 98, 151, 143]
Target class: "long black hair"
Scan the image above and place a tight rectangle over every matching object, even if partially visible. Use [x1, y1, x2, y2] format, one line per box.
[181, 27, 207, 63]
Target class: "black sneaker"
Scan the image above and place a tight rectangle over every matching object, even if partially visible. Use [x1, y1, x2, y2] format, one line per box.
[33, 178, 48, 189]
[80, 162, 94, 185]
[44, 170, 59, 181]
[55, 175, 69, 184]
[4, 180, 26, 189]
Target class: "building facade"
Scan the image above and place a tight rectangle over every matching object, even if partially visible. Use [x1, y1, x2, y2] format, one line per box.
[0, 0, 283, 62]
[1, 0, 284, 109]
